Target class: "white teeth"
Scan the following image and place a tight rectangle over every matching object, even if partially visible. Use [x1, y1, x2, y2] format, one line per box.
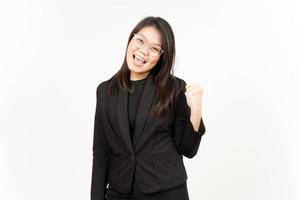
[135, 55, 146, 63]
[133, 55, 144, 66]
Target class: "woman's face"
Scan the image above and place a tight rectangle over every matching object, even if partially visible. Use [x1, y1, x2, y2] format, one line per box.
[126, 26, 163, 80]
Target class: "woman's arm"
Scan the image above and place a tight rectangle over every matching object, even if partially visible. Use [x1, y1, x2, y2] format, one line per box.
[91, 84, 111, 200]
[172, 82, 206, 159]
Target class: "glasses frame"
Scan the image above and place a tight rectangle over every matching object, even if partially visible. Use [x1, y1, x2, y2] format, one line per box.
[132, 33, 164, 58]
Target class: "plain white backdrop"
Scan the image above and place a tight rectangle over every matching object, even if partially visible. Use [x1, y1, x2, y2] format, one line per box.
[1, 0, 299, 199]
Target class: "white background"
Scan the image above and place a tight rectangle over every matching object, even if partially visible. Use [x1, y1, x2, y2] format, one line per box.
[1, 0, 299, 199]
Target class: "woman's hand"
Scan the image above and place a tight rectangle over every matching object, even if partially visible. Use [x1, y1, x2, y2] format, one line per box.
[185, 83, 204, 132]
[184, 83, 204, 112]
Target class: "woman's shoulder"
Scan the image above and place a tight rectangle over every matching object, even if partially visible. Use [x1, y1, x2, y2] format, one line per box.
[173, 75, 187, 86]
[97, 79, 111, 90]
[95, 78, 112, 98]
[172, 75, 187, 96]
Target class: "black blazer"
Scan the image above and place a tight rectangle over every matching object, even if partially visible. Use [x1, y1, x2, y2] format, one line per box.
[91, 73, 206, 200]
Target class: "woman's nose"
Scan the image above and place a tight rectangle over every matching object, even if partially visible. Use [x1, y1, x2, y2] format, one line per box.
[138, 45, 149, 56]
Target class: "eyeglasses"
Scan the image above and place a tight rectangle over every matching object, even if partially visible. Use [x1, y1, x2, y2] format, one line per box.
[132, 33, 164, 58]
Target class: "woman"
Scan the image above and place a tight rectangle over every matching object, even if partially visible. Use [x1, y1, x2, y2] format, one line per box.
[91, 16, 206, 200]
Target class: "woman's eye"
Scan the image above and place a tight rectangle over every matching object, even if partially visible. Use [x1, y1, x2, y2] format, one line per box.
[137, 38, 144, 43]
[151, 47, 159, 52]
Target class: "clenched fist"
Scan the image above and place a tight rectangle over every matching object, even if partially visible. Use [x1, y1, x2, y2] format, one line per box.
[184, 83, 204, 112]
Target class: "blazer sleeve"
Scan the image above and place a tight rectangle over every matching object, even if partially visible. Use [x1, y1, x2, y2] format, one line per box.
[173, 80, 206, 159]
[91, 84, 111, 200]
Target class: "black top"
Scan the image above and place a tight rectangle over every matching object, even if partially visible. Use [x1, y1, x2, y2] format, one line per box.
[128, 78, 147, 143]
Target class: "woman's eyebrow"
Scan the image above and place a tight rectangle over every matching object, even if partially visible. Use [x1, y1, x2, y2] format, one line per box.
[140, 33, 162, 46]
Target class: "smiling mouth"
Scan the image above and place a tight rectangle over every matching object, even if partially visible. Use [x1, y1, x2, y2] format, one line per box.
[133, 54, 147, 65]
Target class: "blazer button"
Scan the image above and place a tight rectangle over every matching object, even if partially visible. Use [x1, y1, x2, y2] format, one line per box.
[130, 155, 136, 162]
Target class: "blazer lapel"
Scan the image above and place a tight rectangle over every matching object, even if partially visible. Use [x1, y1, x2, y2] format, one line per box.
[117, 84, 134, 155]
[132, 73, 156, 149]
[116, 73, 156, 153]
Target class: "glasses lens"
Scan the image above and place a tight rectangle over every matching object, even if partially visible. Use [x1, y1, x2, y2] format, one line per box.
[149, 45, 163, 57]
[133, 35, 144, 46]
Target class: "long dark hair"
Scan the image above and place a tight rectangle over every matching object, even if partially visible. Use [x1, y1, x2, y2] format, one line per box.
[107, 16, 178, 117]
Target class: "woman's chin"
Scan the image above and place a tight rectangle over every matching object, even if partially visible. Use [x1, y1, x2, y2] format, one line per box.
[129, 63, 145, 71]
